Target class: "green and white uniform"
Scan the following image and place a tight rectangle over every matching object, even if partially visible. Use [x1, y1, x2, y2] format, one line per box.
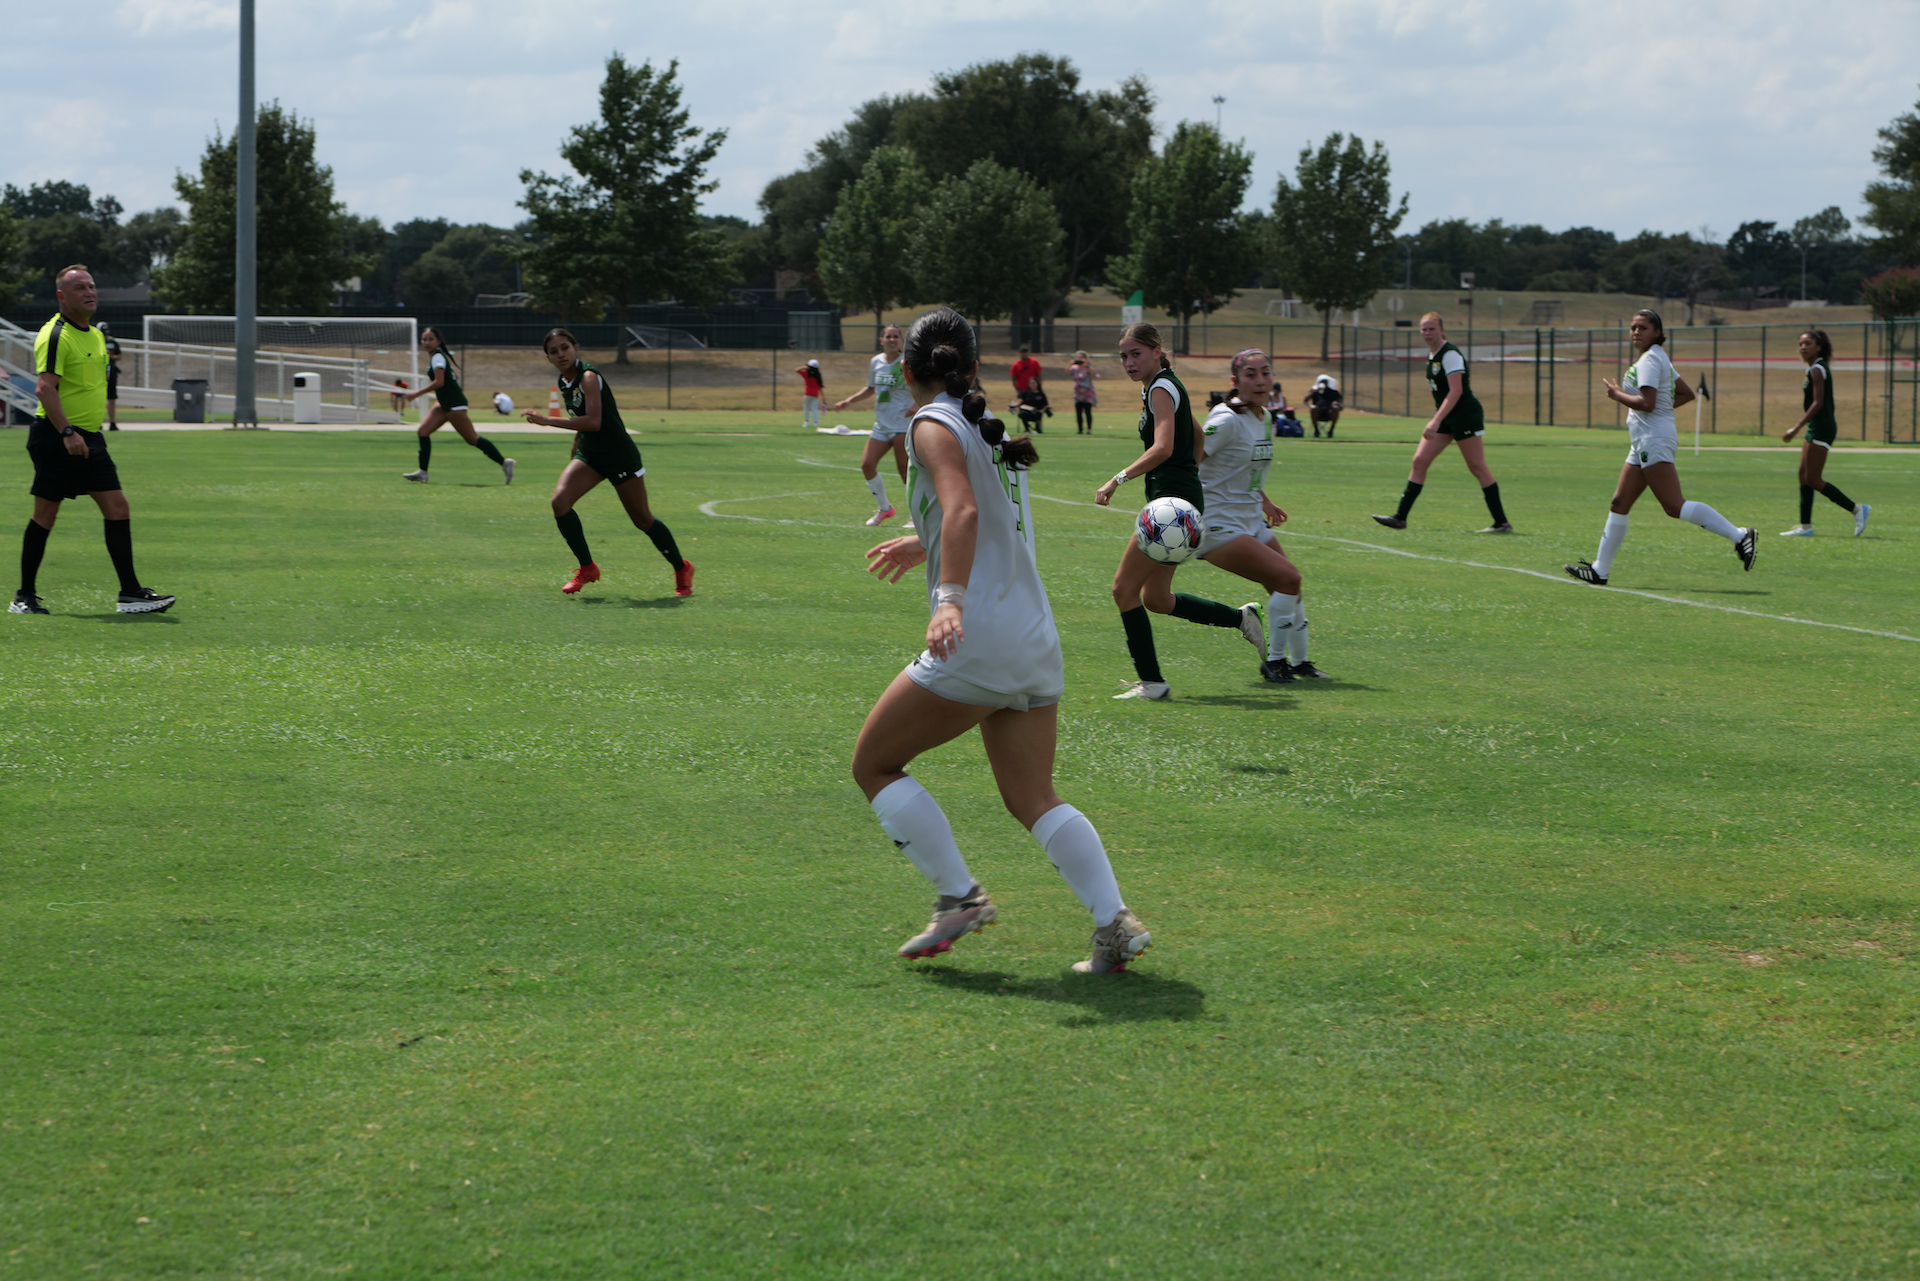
[1196, 399, 1276, 556]
[867, 353, 911, 442]
[1137, 368, 1203, 511]
[429, 350, 467, 412]
[1425, 340, 1485, 438]
[1622, 345, 1678, 468]
[1803, 355, 1837, 447]
[562, 360, 646, 482]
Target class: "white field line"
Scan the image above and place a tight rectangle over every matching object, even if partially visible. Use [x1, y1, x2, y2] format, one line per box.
[1025, 488, 1920, 645]
[697, 491, 851, 529]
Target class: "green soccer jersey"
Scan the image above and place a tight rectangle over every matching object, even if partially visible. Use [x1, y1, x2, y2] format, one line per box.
[561, 360, 645, 476]
[1425, 340, 1484, 436]
[1803, 356, 1836, 439]
[1137, 368, 1204, 510]
[429, 350, 466, 409]
[34, 313, 109, 429]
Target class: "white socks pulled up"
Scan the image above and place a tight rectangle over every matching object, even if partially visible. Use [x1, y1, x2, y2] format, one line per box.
[870, 777, 975, 897]
[866, 473, 890, 510]
[1593, 512, 1629, 577]
[1267, 592, 1297, 663]
[1680, 500, 1741, 543]
[1031, 804, 1124, 927]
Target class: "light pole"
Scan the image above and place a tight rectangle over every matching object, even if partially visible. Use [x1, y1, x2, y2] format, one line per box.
[1212, 95, 1225, 132]
[233, 0, 257, 427]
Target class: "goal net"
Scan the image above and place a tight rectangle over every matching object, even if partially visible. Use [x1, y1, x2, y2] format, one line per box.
[133, 316, 420, 419]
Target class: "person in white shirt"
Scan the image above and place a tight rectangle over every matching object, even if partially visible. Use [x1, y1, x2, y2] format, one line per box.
[856, 307, 1152, 975]
[1566, 309, 1755, 585]
[492, 391, 514, 416]
[831, 324, 914, 529]
[1198, 349, 1328, 683]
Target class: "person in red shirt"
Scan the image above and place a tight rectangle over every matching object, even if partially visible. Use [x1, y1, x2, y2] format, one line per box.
[795, 359, 825, 428]
[1010, 345, 1043, 395]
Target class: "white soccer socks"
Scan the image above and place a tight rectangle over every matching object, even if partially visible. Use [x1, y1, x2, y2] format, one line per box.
[1289, 601, 1309, 664]
[1031, 804, 1124, 928]
[866, 473, 890, 510]
[1593, 512, 1629, 578]
[870, 777, 975, 898]
[1267, 592, 1297, 662]
[1680, 500, 1741, 543]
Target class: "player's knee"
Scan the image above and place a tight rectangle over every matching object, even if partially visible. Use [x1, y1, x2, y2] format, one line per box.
[550, 495, 570, 516]
[1142, 587, 1175, 614]
[1276, 565, 1302, 595]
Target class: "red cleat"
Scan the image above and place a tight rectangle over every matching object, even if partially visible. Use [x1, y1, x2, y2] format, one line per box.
[562, 563, 601, 594]
[674, 559, 696, 597]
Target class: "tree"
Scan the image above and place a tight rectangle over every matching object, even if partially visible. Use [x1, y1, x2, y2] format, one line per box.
[1861, 266, 1920, 319]
[893, 56, 1154, 338]
[0, 207, 30, 306]
[1862, 89, 1920, 265]
[519, 55, 736, 362]
[817, 146, 930, 345]
[1271, 133, 1408, 360]
[757, 95, 919, 292]
[119, 207, 185, 283]
[3, 181, 126, 297]
[908, 160, 1061, 325]
[1725, 221, 1793, 296]
[1105, 122, 1259, 354]
[401, 253, 473, 307]
[154, 102, 369, 313]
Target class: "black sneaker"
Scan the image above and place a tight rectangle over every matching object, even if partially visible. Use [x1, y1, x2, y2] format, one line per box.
[1475, 522, 1514, 534]
[1371, 514, 1407, 530]
[1735, 527, 1757, 572]
[116, 587, 177, 614]
[1288, 660, 1333, 679]
[9, 591, 49, 615]
[1259, 657, 1296, 683]
[1564, 561, 1608, 586]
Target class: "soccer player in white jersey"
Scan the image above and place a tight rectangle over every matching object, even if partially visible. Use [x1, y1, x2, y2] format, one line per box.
[1198, 349, 1329, 683]
[831, 324, 915, 528]
[1566, 310, 1756, 585]
[856, 307, 1152, 975]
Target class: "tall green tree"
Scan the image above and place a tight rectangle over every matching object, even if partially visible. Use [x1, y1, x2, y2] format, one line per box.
[3, 181, 126, 298]
[520, 55, 735, 363]
[154, 103, 369, 313]
[817, 146, 930, 346]
[1270, 133, 1408, 359]
[908, 160, 1061, 325]
[0, 206, 29, 306]
[757, 95, 919, 292]
[893, 55, 1154, 336]
[1105, 122, 1259, 354]
[1863, 90, 1920, 265]
[119, 207, 185, 284]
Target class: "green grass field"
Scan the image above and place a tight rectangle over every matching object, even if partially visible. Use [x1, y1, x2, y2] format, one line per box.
[5, 415, 1918, 1278]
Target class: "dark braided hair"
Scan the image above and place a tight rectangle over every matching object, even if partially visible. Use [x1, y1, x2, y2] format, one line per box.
[1802, 329, 1833, 361]
[903, 307, 1038, 469]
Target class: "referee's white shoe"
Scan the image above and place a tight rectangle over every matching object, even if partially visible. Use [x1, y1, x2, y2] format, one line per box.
[116, 587, 176, 614]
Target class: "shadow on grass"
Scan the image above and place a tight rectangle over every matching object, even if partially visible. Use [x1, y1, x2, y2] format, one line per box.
[915, 966, 1206, 1025]
[574, 595, 687, 610]
[1180, 694, 1297, 711]
[1227, 763, 1289, 775]
[82, 613, 181, 624]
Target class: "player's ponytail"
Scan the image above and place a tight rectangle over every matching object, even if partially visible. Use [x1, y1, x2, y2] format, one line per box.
[903, 306, 1033, 462]
[1632, 309, 1667, 348]
[1122, 321, 1171, 370]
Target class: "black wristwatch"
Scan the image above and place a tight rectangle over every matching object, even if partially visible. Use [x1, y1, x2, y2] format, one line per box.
[60, 426, 76, 437]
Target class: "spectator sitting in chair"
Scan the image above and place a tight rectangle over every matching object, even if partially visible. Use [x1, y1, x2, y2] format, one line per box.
[1308, 375, 1342, 438]
[1012, 384, 1052, 433]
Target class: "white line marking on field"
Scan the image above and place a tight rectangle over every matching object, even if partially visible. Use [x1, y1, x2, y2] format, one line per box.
[698, 492, 851, 528]
[1024, 489, 1920, 645]
[795, 456, 863, 472]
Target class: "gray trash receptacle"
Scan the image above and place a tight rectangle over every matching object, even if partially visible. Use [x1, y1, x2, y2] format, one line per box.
[172, 379, 209, 424]
[291, 372, 322, 423]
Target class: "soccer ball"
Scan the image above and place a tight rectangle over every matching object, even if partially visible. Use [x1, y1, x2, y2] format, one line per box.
[1135, 497, 1203, 564]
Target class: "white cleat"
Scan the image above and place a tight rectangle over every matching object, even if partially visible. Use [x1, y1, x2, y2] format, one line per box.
[1238, 603, 1264, 651]
[1855, 503, 1871, 537]
[1780, 524, 1815, 537]
[1072, 909, 1153, 974]
[865, 505, 896, 527]
[402, 470, 428, 483]
[1113, 680, 1171, 701]
[502, 458, 515, 485]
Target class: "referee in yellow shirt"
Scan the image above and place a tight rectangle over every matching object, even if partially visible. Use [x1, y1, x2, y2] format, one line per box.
[12, 265, 174, 615]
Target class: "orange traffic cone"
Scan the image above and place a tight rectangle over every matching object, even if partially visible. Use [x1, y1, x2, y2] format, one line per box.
[548, 388, 561, 418]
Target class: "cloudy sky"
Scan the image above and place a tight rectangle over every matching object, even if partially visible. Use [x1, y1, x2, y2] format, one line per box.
[9, 0, 1916, 240]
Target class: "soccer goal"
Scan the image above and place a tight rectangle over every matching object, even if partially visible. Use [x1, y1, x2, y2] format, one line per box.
[136, 316, 419, 421]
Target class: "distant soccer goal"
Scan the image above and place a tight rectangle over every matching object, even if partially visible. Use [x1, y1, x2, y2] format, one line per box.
[144, 316, 417, 365]
[130, 316, 421, 421]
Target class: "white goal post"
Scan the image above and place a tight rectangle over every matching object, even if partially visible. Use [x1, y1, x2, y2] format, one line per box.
[138, 316, 419, 421]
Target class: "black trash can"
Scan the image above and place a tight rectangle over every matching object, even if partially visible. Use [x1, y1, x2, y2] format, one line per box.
[171, 379, 209, 424]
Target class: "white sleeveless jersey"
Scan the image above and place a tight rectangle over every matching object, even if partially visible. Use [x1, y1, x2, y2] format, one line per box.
[868, 353, 911, 435]
[1623, 345, 1677, 441]
[905, 394, 1063, 699]
[1199, 400, 1273, 531]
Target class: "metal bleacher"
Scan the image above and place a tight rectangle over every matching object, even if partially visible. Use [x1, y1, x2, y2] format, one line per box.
[0, 316, 41, 424]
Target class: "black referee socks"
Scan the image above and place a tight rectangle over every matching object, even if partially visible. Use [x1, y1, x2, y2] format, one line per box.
[19, 519, 50, 595]
[103, 519, 141, 593]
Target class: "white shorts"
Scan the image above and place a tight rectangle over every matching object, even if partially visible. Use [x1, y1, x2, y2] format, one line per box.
[1626, 431, 1678, 468]
[906, 654, 1061, 712]
[1197, 520, 1276, 558]
[869, 422, 907, 444]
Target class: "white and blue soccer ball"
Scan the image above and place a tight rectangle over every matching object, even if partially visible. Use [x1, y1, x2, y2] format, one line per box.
[1135, 496, 1203, 564]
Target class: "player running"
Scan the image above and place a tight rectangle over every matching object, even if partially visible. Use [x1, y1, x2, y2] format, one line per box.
[523, 328, 694, 598]
[400, 327, 513, 485]
[1780, 329, 1869, 537]
[1095, 322, 1262, 702]
[831, 324, 915, 529]
[857, 307, 1152, 974]
[1565, 309, 1756, 586]
[1373, 312, 1511, 533]
[1199, 348, 1329, 683]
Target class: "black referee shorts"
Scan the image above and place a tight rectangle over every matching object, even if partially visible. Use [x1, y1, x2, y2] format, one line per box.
[26, 418, 122, 501]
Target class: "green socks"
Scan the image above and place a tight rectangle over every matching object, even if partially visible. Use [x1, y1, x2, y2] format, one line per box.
[417, 436, 431, 471]
[1482, 482, 1507, 525]
[1394, 480, 1423, 521]
[644, 519, 686, 571]
[1800, 485, 1815, 524]
[473, 436, 505, 465]
[555, 510, 594, 566]
[1820, 482, 1855, 513]
[1171, 593, 1243, 629]
[1120, 606, 1164, 683]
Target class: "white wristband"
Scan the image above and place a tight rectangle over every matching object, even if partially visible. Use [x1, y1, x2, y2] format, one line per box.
[1111, 470, 1130, 487]
[934, 583, 965, 608]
